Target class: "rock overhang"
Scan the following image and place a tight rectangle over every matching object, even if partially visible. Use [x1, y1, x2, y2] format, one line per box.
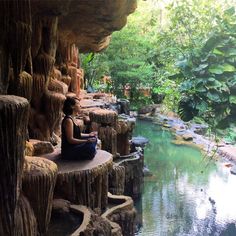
[31, 0, 137, 52]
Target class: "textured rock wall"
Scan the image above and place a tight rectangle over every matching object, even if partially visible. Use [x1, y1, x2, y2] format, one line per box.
[0, 0, 137, 140]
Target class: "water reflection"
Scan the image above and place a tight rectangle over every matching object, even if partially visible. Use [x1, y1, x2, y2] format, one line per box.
[134, 120, 236, 236]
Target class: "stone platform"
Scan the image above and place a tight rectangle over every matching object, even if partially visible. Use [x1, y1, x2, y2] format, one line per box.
[80, 99, 105, 108]
[55, 149, 112, 173]
[43, 149, 113, 210]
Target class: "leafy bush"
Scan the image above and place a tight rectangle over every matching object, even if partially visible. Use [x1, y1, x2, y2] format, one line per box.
[177, 7, 236, 127]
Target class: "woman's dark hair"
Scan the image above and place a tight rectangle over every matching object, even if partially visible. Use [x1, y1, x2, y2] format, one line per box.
[63, 97, 78, 115]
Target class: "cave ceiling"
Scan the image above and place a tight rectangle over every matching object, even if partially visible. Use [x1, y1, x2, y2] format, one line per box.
[31, 0, 137, 52]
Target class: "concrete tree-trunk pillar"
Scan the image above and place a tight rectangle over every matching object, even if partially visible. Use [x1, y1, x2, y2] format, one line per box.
[89, 109, 118, 157]
[22, 156, 58, 235]
[0, 95, 29, 235]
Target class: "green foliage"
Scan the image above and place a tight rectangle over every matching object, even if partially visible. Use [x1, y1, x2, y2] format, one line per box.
[81, 1, 157, 106]
[152, 79, 180, 111]
[80, 0, 236, 135]
[81, 53, 110, 89]
[176, 7, 236, 127]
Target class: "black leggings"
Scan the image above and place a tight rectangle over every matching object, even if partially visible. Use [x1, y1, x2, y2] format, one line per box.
[62, 138, 97, 160]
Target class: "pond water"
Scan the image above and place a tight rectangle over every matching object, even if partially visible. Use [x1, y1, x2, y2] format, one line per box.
[134, 120, 236, 236]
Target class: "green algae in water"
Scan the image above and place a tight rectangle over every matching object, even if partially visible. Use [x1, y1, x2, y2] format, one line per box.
[134, 120, 236, 236]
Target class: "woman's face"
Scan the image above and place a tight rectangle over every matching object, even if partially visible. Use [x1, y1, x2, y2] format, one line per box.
[73, 100, 81, 114]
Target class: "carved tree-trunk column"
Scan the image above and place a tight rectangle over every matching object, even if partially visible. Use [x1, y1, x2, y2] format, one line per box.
[68, 65, 78, 94]
[109, 165, 125, 195]
[0, 95, 29, 236]
[54, 150, 113, 210]
[8, 0, 32, 94]
[16, 194, 37, 236]
[119, 153, 144, 199]
[22, 156, 58, 235]
[0, 0, 10, 94]
[29, 15, 67, 142]
[116, 117, 136, 156]
[89, 109, 118, 157]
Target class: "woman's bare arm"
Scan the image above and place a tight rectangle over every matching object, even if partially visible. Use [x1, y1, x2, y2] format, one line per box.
[64, 119, 87, 144]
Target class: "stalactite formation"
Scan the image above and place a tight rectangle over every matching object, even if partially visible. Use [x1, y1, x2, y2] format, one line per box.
[31, 74, 47, 110]
[60, 74, 72, 86]
[53, 68, 62, 80]
[15, 71, 33, 101]
[28, 107, 51, 141]
[22, 156, 58, 235]
[43, 91, 66, 135]
[8, 0, 32, 90]
[68, 66, 78, 93]
[33, 52, 55, 79]
[0, 95, 29, 236]
[48, 77, 68, 95]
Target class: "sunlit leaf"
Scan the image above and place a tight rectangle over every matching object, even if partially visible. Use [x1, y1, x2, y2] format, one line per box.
[222, 63, 236, 72]
[209, 65, 224, 74]
[227, 49, 236, 56]
[193, 63, 208, 72]
[224, 7, 235, 16]
[229, 95, 236, 104]
[213, 48, 224, 56]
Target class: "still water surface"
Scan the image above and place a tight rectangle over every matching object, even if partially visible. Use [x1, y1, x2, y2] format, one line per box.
[134, 120, 236, 236]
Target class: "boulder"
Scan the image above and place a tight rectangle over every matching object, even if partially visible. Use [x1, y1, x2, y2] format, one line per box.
[138, 104, 160, 115]
[182, 133, 193, 141]
[26, 139, 54, 156]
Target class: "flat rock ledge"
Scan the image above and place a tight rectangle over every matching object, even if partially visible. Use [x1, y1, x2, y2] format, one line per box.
[70, 205, 112, 236]
[218, 146, 236, 163]
[54, 150, 113, 210]
[102, 193, 136, 236]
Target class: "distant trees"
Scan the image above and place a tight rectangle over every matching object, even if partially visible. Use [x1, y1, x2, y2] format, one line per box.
[81, 0, 236, 131]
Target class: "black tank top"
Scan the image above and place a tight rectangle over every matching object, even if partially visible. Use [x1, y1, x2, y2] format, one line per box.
[61, 116, 81, 152]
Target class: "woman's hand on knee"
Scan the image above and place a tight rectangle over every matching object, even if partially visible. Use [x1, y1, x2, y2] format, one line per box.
[87, 137, 96, 143]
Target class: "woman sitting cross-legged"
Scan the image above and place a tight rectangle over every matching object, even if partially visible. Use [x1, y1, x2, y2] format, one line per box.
[61, 97, 97, 160]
